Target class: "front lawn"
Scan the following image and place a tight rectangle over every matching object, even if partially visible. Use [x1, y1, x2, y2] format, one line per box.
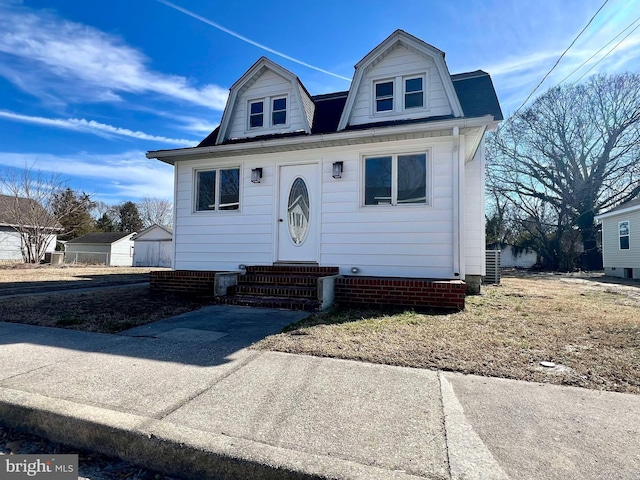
[255, 273, 640, 394]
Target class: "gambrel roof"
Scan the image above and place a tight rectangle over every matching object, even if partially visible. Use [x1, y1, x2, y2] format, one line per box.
[149, 30, 502, 161]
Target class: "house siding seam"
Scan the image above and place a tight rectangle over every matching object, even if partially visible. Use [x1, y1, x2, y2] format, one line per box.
[334, 276, 465, 310]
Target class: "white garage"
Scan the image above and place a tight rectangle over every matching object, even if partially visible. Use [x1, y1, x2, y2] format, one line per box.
[133, 224, 172, 267]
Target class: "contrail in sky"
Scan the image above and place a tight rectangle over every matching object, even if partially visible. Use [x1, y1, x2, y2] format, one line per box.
[156, 0, 352, 82]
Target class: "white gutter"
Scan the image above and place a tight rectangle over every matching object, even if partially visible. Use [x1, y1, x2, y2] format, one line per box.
[595, 204, 640, 221]
[147, 115, 496, 164]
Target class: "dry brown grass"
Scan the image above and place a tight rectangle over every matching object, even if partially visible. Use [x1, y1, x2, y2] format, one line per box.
[0, 264, 169, 296]
[255, 274, 640, 394]
[0, 285, 206, 333]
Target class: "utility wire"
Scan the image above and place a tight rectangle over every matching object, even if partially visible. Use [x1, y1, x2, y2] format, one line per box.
[558, 15, 640, 86]
[508, 0, 610, 119]
[571, 19, 640, 84]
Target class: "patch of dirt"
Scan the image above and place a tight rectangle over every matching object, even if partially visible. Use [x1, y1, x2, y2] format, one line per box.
[0, 425, 182, 480]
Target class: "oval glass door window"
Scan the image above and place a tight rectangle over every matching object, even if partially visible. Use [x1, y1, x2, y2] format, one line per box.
[288, 177, 310, 245]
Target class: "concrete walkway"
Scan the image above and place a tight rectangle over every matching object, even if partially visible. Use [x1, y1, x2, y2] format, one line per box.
[0, 306, 638, 479]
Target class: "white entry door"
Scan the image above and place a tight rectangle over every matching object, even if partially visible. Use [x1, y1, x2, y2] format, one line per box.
[277, 164, 318, 262]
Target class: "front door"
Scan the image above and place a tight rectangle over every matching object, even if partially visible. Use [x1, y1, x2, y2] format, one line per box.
[277, 164, 318, 262]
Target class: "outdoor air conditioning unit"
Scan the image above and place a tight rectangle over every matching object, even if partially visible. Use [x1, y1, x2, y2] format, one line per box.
[485, 250, 501, 284]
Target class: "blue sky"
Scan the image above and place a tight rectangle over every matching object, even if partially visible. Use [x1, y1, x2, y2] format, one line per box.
[0, 0, 639, 205]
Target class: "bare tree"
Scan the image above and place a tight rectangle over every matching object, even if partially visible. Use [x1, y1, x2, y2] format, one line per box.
[487, 73, 640, 270]
[0, 167, 66, 263]
[137, 196, 173, 229]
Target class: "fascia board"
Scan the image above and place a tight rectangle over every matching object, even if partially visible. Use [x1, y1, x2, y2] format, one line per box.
[149, 115, 496, 164]
[595, 205, 640, 222]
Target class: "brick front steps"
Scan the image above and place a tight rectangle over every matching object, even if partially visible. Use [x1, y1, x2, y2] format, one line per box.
[151, 267, 466, 311]
[221, 265, 339, 311]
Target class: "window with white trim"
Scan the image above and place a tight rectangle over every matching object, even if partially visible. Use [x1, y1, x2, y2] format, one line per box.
[196, 168, 240, 212]
[272, 97, 287, 125]
[375, 80, 394, 112]
[619, 221, 630, 249]
[249, 101, 264, 128]
[364, 153, 428, 206]
[248, 95, 288, 130]
[373, 75, 426, 114]
[404, 77, 424, 109]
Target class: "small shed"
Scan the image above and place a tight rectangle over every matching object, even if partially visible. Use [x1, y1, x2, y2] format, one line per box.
[65, 232, 136, 266]
[595, 198, 640, 279]
[133, 224, 172, 267]
[486, 243, 538, 269]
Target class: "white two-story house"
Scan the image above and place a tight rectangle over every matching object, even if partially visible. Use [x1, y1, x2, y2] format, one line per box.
[147, 30, 502, 308]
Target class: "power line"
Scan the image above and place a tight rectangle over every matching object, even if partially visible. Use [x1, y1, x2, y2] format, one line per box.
[571, 19, 640, 84]
[509, 0, 610, 119]
[558, 15, 640, 86]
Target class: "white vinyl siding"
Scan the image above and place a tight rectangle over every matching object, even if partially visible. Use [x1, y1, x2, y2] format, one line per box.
[226, 69, 306, 140]
[348, 45, 452, 127]
[64, 238, 134, 266]
[600, 209, 640, 278]
[464, 141, 485, 276]
[173, 137, 458, 278]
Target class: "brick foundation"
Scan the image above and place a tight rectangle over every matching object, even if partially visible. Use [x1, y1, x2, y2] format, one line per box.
[334, 276, 466, 310]
[150, 270, 221, 294]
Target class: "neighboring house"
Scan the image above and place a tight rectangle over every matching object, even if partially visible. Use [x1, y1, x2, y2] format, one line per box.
[0, 194, 58, 262]
[147, 30, 502, 299]
[65, 232, 136, 267]
[132, 224, 173, 267]
[595, 198, 640, 279]
[486, 243, 538, 269]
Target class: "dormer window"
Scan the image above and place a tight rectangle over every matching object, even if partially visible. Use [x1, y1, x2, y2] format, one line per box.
[373, 75, 427, 115]
[249, 101, 264, 128]
[247, 95, 288, 131]
[272, 97, 287, 125]
[404, 77, 424, 109]
[375, 81, 394, 112]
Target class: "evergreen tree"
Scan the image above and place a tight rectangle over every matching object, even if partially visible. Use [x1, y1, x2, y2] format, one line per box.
[51, 188, 96, 240]
[117, 201, 143, 232]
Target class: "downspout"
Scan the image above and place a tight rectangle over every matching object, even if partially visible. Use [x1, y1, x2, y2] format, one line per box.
[452, 127, 460, 278]
[171, 160, 178, 270]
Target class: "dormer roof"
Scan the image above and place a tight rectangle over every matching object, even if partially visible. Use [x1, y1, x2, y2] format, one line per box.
[337, 29, 464, 131]
[215, 56, 315, 144]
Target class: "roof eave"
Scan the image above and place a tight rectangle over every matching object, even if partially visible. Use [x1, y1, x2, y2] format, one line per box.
[147, 115, 497, 164]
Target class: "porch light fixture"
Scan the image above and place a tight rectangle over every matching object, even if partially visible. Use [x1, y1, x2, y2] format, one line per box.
[251, 168, 263, 183]
[351, 267, 360, 274]
[332, 161, 343, 179]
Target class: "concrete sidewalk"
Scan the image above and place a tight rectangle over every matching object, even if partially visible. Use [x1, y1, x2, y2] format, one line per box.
[0, 306, 638, 479]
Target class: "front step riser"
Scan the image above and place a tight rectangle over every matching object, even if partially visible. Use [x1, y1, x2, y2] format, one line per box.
[238, 275, 319, 287]
[231, 285, 316, 299]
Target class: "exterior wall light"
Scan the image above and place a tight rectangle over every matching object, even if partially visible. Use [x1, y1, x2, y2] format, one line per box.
[351, 267, 359, 274]
[251, 168, 263, 183]
[332, 161, 344, 179]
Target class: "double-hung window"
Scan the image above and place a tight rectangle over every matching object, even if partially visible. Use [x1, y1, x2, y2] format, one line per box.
[375, 81, 394, 112]
[404, 77, 424, 109]
[619, 221, 630, 249]
[374, 75, 426, 114]
[364, 153, 428, 206]
[249, 101, 264, 128]
[196, 168, 240, 212]
[248, 95, 288, 130]
[272, 97, 287, 125]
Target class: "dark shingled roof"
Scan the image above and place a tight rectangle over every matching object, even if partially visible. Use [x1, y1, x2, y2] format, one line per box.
[66, 232, 133, 244]
[197, 71, 502, 148]
[0, 194, 61, 229]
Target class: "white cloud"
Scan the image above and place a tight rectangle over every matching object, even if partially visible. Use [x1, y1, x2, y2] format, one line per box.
[0, 111, 197, 146]
[0, 4, 228, 109]
[0, 151, 174, 203]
